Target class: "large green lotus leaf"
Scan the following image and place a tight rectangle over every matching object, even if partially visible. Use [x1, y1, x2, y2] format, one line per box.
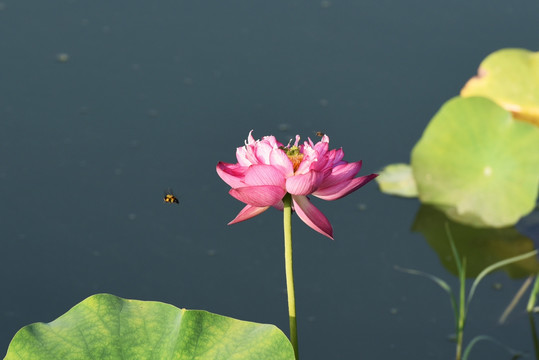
[411, 96, 539, 228]
[375, 163, 418, 198]
[461, 48, 539, 126]
[412, 204, 539, 278]
[4, 294, 295, 360]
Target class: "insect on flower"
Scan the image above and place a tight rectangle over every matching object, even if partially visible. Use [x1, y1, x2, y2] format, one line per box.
[216, 130, 378, 239]
[163, 190, 179, 204]
[315, 131, 325, 137]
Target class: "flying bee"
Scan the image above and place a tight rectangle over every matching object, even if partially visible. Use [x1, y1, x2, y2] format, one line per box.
[315, 131, 325, 137]
[163, 189, 179, 204]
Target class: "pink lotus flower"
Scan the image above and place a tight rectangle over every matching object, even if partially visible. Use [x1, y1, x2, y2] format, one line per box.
[216, 131, 378, 239]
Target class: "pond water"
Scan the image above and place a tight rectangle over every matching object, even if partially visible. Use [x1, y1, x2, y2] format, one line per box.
[1, 1, 538, 359]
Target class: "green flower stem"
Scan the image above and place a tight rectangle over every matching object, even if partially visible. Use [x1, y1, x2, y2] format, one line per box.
[283, 193, 299, 359]
[527, 276, 539, 313]
[456, 258, 466, 360]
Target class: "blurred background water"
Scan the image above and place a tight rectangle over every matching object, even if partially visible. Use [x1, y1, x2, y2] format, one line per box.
[1, 1, 538, 358]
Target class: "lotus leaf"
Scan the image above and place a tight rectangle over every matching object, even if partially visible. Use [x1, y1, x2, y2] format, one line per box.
[4, 294, 295, 360]
[461, 48, 539, 126]
[375, 163, 418, 197]
[411, 96, 539, 227]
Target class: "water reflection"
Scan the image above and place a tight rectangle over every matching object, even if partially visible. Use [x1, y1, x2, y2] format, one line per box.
[412, 204, 539, 278]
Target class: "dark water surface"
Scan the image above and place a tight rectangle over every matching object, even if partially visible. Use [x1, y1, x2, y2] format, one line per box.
[1, 1, 538, 359]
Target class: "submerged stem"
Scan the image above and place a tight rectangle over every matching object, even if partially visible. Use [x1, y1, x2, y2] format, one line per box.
[283, 193, 299, 359]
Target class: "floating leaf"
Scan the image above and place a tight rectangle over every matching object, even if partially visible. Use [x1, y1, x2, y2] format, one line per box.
[375, 163, 418, 197]
[461, 48, 539, 126]
[4, 294, 295, 360]
[411, 96, 539, 227]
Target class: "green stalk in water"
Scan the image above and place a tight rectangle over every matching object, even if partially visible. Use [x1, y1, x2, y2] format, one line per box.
[283, 193, 298, 359]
